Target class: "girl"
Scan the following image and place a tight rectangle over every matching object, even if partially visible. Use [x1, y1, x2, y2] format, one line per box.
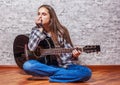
[23, 4, 92, 83]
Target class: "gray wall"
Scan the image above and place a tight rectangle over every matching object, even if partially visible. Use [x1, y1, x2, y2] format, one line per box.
[0, 0, 120, 65]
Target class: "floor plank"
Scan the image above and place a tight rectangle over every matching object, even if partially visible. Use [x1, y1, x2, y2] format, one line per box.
[0, 65, 120, 85]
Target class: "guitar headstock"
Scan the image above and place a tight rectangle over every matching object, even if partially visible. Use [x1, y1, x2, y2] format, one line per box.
[83, 45, 100, 53]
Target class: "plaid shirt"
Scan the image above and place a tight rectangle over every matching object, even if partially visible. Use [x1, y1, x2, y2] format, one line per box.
[28, 27, 74, 68]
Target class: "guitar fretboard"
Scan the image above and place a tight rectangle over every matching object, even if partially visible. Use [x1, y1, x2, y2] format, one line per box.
[38, 48, 82, 55]
[34, 45, 100, 56]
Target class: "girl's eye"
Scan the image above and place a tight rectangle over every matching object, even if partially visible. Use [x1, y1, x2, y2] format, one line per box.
[37, 12, 47, 16]
[42, 12, 47, 16]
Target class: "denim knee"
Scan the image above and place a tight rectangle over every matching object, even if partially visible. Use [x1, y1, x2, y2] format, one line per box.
[82, 67, 92, 81]
[87, 67, 92, 77]
[73, 66, 92, 82]
[23, 60, 35, 71]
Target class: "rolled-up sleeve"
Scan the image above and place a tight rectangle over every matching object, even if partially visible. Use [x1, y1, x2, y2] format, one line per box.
[28, 28, 46, 51]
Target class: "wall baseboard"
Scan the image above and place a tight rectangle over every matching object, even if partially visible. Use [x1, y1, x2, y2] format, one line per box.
[0, 65, 18, 69]
[87, 65, 120, 70]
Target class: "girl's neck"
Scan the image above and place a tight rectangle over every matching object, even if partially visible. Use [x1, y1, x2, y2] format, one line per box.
[43, 25, 51, 33]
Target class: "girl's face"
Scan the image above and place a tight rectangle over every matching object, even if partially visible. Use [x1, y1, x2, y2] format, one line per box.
[37, 7, 50, 26]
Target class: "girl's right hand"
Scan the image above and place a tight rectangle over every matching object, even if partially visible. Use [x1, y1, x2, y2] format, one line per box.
[35, 16, 42, 28]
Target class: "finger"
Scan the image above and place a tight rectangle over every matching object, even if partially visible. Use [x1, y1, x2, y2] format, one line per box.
[35, 17, 42, 23]
[72, 49, 77, 54]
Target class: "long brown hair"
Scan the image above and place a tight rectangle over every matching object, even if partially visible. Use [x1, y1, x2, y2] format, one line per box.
[38, 5, 73, 47]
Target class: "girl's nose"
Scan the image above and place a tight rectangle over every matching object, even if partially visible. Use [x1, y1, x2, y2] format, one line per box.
[38, 14, 42, 19]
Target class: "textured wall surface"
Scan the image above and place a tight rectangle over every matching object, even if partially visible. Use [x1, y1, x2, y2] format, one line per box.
[0, 0, 120, 65]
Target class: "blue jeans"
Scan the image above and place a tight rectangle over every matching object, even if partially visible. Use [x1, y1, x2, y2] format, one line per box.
[23, 60, 92, 83]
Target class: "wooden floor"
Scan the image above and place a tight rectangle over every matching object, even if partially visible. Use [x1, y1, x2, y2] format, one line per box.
[0, 65, 120, 85]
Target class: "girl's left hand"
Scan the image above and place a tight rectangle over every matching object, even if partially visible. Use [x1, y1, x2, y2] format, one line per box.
[72, 48, 81, 58]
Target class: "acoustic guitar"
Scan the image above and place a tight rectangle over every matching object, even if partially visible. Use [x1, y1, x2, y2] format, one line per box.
[13, 34, 100, 69]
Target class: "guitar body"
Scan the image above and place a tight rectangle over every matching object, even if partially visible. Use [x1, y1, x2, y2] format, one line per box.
[13, 34, 58, 69]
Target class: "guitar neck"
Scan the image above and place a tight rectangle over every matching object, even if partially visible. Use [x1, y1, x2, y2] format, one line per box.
[35, 45, 100, 56]
[40, 48, 82, 55]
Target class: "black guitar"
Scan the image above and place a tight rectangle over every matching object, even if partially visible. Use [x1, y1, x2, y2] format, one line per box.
[13, 34, 100, 69]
